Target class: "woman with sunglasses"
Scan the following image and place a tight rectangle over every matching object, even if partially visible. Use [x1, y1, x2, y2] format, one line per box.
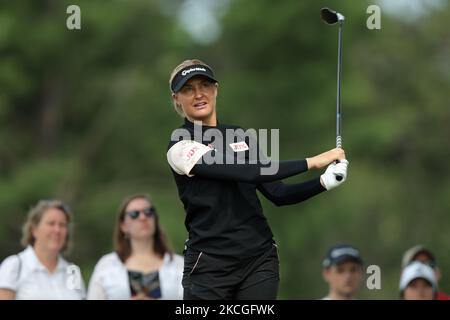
[0, 199, 85, 300]
[166, 59, 349, 299]
[87, 194, 183, 300]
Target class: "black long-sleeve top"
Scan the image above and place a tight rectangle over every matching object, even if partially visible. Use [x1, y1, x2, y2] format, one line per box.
[167, 118, 326, 257]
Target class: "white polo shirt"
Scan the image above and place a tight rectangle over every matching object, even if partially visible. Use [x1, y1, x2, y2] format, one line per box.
[0, 246, 86, 300]
[87, 252, 183, 300]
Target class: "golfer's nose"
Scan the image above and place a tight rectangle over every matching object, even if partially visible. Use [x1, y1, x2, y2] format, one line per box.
[194, 87, 205, 99]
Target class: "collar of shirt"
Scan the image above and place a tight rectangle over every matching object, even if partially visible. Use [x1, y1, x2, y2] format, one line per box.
[22, 245, 69, 274]
[112, 252, 173, 270]
[183, 118, 221, 130]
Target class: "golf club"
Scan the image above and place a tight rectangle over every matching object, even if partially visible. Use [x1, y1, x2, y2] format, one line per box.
[321, 7, 345, 181]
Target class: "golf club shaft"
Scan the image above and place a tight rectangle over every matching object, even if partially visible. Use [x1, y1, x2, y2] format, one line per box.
[335, 21, 344, 181]
[336, 20, 343, 149]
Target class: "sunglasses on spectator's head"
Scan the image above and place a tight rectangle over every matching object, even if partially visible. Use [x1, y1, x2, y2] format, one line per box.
[126, 207, 156, 219]
[41, 199, 71, 214]
[409, 259, 437, 269]
[421, 260, 437, 269]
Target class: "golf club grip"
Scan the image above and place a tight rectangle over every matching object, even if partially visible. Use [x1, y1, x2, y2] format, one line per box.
[336, 135, 342, 149]
[334, 160, 343, 181]
[335, 135, 343, 181]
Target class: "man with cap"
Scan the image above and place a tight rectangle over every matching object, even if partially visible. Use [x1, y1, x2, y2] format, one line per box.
[400, 261, 437, 300]
[401, 245, 449, 300]
[321, 244, 364, 300]
[166, 59, 349, 300]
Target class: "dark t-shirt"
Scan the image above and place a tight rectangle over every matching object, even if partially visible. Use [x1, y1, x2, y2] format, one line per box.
[167, 118, 325, 258]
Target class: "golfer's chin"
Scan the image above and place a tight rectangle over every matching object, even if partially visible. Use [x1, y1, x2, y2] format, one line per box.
[186, 106, 215, 124]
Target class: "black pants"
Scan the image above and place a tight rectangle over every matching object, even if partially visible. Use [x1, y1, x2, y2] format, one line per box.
[182, 244, 279, 300]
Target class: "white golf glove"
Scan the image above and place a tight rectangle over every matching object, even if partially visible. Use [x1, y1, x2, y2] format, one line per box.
[320, 159, 349, 190]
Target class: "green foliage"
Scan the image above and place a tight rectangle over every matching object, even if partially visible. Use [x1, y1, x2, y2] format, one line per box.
[0, 0, 449, 299]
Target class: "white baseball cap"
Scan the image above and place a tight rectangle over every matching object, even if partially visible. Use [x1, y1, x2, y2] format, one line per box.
[399, 261, 437, 292]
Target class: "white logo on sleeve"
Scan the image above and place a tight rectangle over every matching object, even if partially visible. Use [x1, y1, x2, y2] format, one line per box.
[167, 140, 213, 177]
[229, 141, 249, 152]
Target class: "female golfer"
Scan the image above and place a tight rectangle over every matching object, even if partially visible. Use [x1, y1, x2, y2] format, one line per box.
[166, 59, 348, 300]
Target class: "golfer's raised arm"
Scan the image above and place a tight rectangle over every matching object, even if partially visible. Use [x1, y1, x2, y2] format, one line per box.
[167, 140, 345, 183]
[167, 139, 309, 183]
[257, 179, 326, 206]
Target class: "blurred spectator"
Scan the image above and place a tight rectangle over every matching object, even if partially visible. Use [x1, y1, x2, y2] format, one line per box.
[87, 194, 183, 300]
[321, 244, 364, 300]
[400, 261, 437, 300]
[402, 245, 449, 300]
[0, 199, 86, 299]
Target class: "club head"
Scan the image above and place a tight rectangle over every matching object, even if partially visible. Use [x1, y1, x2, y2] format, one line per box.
[320, 7, 345, 24]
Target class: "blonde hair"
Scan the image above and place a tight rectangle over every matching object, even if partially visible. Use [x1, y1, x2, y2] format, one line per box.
[21, 199, 73, 253]
[169, 59, 213, 117]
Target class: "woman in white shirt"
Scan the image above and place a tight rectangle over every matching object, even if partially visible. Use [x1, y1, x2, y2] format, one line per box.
[87, 194, 183, 300]
[0, 199, 86, 300]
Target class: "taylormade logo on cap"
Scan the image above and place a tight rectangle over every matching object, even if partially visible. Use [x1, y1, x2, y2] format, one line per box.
[181, 67, 207, 76]
[170, 63, 217, 93]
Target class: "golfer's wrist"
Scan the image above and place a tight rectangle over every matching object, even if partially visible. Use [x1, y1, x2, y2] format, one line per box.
[306, 157, 316, 170]
[319, 176, 325, 188]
